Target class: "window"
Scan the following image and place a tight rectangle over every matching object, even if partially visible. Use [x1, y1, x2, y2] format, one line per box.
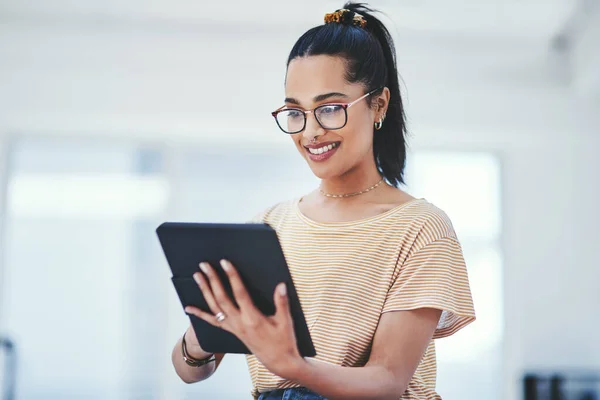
[405, 151, 503, 399]
[1, 139, 168, 399]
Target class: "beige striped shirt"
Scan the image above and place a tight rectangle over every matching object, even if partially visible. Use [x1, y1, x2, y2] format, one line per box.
[246, 198, 475, 399]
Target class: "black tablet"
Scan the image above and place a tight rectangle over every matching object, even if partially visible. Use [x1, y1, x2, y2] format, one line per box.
[156, 222, 316, 357]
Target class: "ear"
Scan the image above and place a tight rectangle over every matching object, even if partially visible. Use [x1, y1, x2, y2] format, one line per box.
[374, 87, 391, 120]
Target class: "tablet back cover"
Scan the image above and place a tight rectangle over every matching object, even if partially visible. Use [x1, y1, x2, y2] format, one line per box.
[156, 222, 316, 357]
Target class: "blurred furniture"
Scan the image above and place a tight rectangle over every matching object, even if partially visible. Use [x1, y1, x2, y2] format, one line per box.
[524, 371, 600, 400]
[0, 337, 15, 400]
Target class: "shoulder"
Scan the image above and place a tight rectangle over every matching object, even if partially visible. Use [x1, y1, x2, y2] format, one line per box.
[390, 199, 459, 251]
[249, 199, 298, 225]
[405, 199, 457, 237]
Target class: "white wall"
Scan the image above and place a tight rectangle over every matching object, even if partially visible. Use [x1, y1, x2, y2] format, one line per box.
[0, 6, 599, 399]
[0, 135, 9, 333]
[1, 16, 598, 145]
[501, 137, 600, 399]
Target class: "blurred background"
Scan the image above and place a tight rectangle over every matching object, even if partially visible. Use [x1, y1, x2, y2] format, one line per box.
[0, 0, 598, 399]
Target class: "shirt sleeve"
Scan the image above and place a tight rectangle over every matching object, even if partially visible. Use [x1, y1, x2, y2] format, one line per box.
[248, 210, 266, 223]
[247, 201, 288, 226]
[247, 203, 277, 224]
[381, 235, 476, 339]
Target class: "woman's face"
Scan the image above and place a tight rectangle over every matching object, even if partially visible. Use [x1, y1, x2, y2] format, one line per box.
[284, 55, 383, 180]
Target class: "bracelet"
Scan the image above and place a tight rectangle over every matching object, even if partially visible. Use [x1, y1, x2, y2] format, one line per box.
[181, 332, 216, 367]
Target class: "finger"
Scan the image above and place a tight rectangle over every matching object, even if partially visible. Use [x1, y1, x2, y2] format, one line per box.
[185, 305, 228, 329]
[220, 259, 260, 315]
[273, 283, 292, 326]
[200, 261, 238, 316]
[193, 269, 222, 316]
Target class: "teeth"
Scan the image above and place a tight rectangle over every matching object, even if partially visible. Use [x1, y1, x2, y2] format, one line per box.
[309, 143, 338, 155]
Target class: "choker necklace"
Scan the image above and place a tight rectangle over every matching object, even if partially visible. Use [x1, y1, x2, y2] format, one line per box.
[319, 178, 385, 198]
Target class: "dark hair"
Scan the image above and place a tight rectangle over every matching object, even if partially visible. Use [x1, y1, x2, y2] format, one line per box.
[287, 2, 407, 187]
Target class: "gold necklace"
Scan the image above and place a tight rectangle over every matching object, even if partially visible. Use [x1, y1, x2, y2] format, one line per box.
[319, 178, 385, 198]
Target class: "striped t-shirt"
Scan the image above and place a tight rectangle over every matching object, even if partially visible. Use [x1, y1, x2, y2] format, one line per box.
[246, 197, 476, 399]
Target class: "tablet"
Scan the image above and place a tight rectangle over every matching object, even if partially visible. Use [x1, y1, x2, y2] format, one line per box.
[156, 222, 316, 357]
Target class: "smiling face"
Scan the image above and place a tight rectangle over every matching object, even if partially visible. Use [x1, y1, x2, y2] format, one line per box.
[283, 55, 383, 180]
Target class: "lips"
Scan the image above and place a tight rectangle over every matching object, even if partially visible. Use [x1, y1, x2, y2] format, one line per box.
[304, 141, 341, 162]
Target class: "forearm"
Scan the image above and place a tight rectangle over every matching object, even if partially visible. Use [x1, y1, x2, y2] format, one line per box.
[290, 358, 403, 400]
[171, 329, 225, 384]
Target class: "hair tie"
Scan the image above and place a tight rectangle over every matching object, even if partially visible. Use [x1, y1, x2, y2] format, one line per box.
[324, 9, 367, 29]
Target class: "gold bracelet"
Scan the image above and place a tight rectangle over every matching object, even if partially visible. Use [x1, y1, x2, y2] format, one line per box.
[181, 332, 216, 367]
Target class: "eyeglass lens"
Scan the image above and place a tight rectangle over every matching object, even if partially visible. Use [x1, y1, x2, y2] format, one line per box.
[275, 105, 347, 134]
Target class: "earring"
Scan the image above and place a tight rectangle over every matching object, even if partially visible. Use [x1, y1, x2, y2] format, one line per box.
[374, 117, 384, 130]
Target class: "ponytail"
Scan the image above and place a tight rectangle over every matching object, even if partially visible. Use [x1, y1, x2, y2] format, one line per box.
[287, 2, 407, 186]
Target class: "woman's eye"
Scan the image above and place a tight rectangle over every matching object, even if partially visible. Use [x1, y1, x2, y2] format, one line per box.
[319, 106, 341, 115]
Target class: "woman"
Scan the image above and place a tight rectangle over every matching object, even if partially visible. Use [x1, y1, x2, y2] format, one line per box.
[171, 3, 475, 399]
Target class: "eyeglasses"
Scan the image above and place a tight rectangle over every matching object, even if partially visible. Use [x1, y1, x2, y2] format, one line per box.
[271, 87, 381, 134]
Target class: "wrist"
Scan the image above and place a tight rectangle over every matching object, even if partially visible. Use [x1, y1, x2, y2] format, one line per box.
[183, 329, 213, 361]
[281, 356, 310, 382]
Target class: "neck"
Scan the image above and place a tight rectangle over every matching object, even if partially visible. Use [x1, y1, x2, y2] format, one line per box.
[319, 158, 383, 197]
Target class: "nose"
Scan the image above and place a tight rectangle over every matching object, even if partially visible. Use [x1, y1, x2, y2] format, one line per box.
[302, 111, 325, 141]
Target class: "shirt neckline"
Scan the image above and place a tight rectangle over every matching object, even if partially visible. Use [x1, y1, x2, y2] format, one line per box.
[294, 197, 426, 228]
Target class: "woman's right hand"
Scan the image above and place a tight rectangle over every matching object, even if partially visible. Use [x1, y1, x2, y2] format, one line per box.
[184, 324, 214, 360]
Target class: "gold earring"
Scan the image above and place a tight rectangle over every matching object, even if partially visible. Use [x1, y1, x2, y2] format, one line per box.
[374, 117, 384, 130]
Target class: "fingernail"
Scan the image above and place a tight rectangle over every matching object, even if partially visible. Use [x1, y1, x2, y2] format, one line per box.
[279, 283, 287, 296]
[220, 259, 230, 271]
[199, 262, 208, 273]
[193, 272, 201, 285]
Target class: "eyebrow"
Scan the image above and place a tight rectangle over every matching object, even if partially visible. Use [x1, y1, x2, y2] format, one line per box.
[284, 92, 349, 106]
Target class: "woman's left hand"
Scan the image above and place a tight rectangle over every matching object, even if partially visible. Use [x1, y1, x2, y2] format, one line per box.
[184, 259, 305, 380]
